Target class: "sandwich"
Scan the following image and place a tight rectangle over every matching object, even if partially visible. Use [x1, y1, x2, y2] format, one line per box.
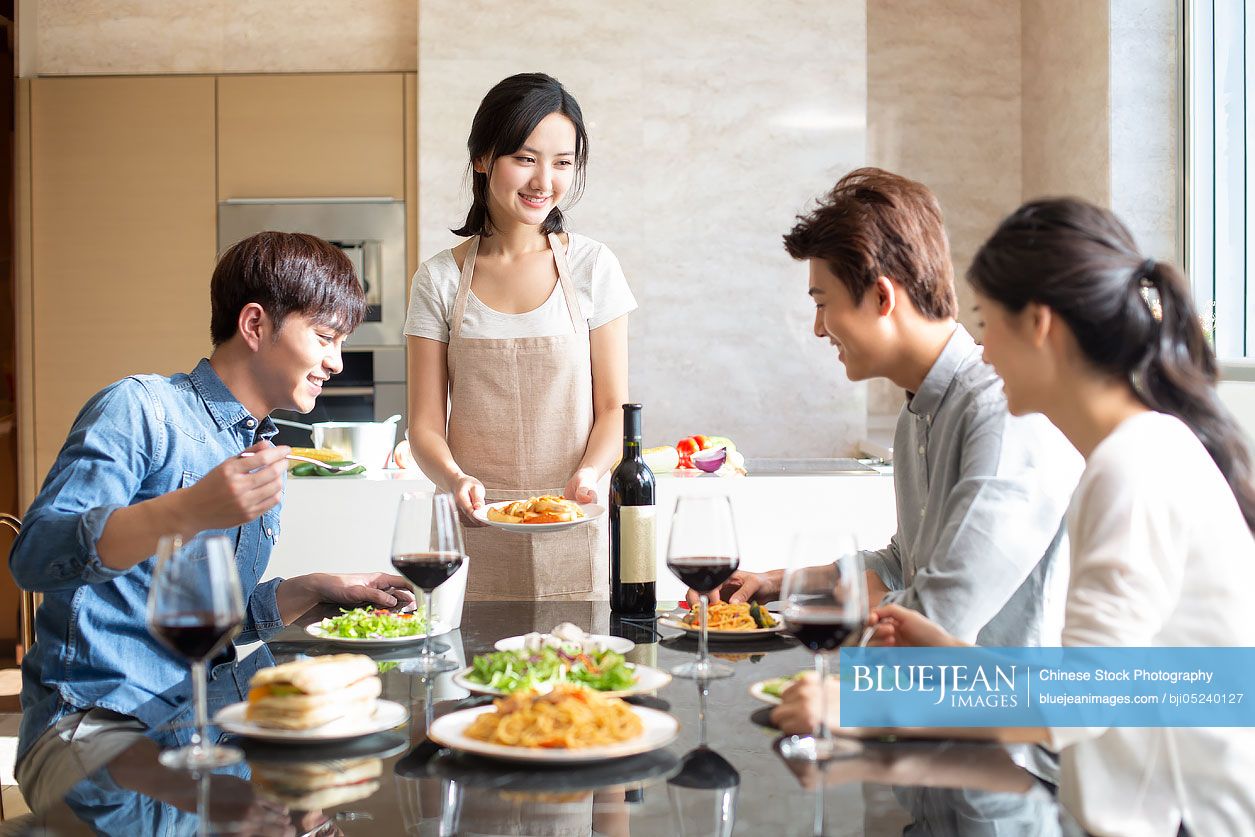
[251, 757, 382, 809]
[246, 654, 381, 730]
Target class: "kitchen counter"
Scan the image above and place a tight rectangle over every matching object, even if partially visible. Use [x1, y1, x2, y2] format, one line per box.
[265, 463, 897, 601]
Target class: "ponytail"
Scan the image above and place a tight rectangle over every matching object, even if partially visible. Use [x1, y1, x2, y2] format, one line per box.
[969, 198, 1255, 531]
[1132, 262, 1255, 530]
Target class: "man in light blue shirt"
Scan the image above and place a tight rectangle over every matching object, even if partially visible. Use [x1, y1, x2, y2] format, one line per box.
[703, 168, 1081, 649]
[12, 232, 413, 811]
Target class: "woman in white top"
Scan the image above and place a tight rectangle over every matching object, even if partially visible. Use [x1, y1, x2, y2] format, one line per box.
[404, 73, 635, 601]
[774, 198, 1255, 836]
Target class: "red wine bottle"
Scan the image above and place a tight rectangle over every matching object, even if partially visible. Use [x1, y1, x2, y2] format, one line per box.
[610, 404, 657, 615]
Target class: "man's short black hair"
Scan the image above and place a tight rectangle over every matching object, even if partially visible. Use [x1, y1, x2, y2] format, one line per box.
[210, 231, 366, 346]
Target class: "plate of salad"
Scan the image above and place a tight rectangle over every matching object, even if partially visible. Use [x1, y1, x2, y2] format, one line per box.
[305, 606, 453, 646]
[452, 647, 670, 698]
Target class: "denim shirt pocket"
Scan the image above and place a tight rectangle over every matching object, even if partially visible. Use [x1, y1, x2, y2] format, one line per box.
[180, 469, 202, 489]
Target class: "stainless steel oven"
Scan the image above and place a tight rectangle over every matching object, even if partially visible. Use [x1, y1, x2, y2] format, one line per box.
[217, 198, 406, 347]
[218, 199, 410, 444]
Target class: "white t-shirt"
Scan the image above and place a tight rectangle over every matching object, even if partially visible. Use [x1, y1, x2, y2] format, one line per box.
[1051, 411, 1255, 837]
[403, 232, 637, 342]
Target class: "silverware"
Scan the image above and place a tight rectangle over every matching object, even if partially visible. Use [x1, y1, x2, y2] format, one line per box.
[238, 451, 362, 473]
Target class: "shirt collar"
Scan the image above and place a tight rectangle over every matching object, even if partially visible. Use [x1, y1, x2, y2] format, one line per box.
[907, 324, 978, 418]
[189, 358, 277, 438]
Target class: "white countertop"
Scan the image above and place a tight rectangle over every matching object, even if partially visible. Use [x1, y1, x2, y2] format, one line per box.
[266, 465, 897, 602]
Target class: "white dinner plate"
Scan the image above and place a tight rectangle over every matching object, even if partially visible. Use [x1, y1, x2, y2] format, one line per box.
[304, 619, 454, 646]
[749, 677, 801, 706]
[427, 703, 678, 764]
[493, 633, 634, 654]
[452, 663, 671, 698]
[658, 614, 786, 641]
[472, 502, 605, 533]
[215, 699, 409, 743]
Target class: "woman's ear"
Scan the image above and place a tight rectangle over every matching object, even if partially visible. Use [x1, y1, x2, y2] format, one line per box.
[1028, 302, 1053, 348]
[472, 155, 490, 175]
[237, 302, 268, 352]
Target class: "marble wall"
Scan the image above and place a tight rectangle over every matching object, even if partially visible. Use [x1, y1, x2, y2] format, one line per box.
[417, 0, 869, 457]
[1021, 0, 1111, 207]
[1109, 0, 1179, 264]
[864, 0, 1024, 418]
[26, 0, 416, 74]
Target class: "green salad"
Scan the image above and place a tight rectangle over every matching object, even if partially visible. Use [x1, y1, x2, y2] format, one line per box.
[314, 607, 425, 639]
[467, 647, 636, 693]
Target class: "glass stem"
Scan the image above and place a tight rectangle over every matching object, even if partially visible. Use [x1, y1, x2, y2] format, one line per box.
[191, 660, 209, 754]
[813, 758, 826, 836]
[196, 770, 210, 837]
[815, 652, 830, 747]
[698, 594, 710, 669]
[420, 588, 431, 657]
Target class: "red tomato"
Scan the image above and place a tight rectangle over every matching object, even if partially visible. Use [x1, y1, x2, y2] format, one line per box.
[675, 437, 701, 457]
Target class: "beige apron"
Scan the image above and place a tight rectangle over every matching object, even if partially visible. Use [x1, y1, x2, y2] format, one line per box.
[446, 234, 608, 601]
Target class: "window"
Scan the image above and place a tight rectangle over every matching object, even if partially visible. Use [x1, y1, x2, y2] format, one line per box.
[1187, 1, 1254, 361]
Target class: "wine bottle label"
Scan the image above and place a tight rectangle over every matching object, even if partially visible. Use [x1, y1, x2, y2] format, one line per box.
[618, 505, 657, 584]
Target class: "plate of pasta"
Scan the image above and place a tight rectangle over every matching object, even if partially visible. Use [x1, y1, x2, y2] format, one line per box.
[658, 602, 785, 640]
[427, 685, 679, 763]
[473, 497, 605, 532]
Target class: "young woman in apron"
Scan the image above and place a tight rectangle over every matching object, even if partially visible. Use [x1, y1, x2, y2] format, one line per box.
[404, 73, 635, 602]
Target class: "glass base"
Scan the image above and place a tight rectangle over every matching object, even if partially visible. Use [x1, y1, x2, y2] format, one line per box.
[158, 743, 242, 770]
[406, 652, 457, 674]
[671, 659, 734, 680]
[777, 734, 860, 762]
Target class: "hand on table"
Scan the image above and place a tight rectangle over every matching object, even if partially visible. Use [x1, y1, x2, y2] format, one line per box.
[300, 572, 416, 610]
[452, 474, 487, 527]
[563, 468, 598, 505]
[770, 671, 839, 735]
[685, 569, 782, 607]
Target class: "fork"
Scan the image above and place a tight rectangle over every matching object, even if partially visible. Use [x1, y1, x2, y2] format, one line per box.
[238, 451, 362, 473]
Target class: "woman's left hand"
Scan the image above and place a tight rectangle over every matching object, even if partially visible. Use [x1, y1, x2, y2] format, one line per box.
[563, 468, 598, 504]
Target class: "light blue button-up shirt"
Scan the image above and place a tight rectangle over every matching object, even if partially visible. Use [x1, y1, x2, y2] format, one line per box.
[12, 359, 286, 764]
[864, 325, 1083, 646]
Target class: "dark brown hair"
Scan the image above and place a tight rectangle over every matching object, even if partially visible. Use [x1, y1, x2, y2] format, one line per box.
[210, 231, 366, 346]
[968, 197, 1255, 531]
[782, 167, 958, 320]
[452, 73, 589, 238]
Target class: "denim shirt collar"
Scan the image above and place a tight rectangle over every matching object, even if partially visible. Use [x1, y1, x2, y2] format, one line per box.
[188, 358, 278, 440]
[907, 324, 977, 418]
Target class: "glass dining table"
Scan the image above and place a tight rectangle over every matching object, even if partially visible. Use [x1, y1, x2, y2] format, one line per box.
[27, 601, 1080, 836]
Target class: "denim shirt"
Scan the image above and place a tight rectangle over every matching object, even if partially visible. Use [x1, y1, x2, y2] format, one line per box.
[11, 359, 287, 764]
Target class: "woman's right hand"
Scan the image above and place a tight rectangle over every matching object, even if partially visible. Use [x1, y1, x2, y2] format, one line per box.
[685, 569, 782, 607]
[869, 603, 962, 647]
[452, 474, 487, 527]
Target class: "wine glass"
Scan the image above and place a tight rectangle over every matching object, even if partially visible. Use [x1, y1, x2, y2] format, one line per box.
[391, 491, 464, 674]
[777, 532, 865, 762]
[147, 534, 245, 770]
[668, 679, 740, 836]
[666, 495, 740, 680]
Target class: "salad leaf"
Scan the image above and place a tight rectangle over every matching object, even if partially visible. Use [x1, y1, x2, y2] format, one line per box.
[316, 607, 425, 639]
[466, 648, 637, 693]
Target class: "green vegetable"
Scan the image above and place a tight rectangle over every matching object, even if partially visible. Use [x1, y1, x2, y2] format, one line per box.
[750, 603, 777, 628]
[376, 661, 400, 674]
[315, 606, 425, 639]
[290, 460, 366, 477]
[762, 672, 805, 699]
[466, 648, 636, 693]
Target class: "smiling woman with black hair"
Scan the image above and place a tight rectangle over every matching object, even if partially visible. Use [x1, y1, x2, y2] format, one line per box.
[404, 73, 636, 601]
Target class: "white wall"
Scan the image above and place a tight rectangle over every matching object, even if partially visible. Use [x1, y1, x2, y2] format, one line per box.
[417, 0, 869, 457]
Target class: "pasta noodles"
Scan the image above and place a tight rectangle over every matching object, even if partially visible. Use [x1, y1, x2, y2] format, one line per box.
[464, 685, 643, 749]
[683, 602, 776, 631]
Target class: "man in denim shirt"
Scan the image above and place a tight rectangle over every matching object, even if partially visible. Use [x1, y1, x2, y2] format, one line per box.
[11, 232, 413, 811]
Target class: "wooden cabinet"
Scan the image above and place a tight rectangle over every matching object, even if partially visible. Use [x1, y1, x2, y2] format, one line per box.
[28, 76, 217, 480]
[218, 74, 406, 200]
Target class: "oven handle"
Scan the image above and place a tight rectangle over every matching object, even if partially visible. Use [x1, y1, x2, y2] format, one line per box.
[317, 387, 375, 397]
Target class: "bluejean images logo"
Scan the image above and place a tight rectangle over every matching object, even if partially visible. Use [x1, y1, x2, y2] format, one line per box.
[840, 647, 1255, 728]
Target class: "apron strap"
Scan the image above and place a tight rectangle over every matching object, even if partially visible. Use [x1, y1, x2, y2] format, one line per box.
[548, 233, 586, 335]
[448, 235, 480, 341]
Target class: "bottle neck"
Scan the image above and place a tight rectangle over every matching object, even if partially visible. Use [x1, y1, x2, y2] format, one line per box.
[622, 437, 641, 458]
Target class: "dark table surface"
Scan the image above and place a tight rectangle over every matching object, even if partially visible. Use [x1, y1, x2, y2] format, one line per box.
[29, 601, 1078, 836]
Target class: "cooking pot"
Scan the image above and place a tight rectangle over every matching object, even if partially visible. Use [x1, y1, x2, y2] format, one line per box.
[273, 415, 400, 470]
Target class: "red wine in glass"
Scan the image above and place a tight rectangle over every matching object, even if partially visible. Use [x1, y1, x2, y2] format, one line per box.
[666, 556, 740, 594]
[151, 611, 241, 660]
[391, 551, 464, 592]
[782, 607, 865, 652]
